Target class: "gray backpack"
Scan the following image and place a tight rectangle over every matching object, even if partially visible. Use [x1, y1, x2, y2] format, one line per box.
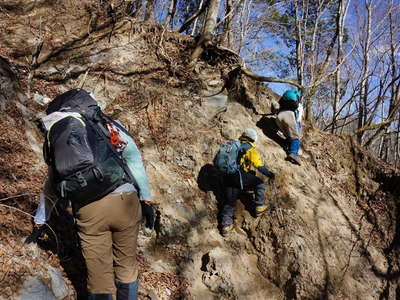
[213, 140, 242, 174]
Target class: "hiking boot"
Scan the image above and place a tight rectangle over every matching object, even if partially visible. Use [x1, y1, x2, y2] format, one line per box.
[255, 205, 267, 217]
[221, 224, 234, 236]
[287, 153, 301, 165]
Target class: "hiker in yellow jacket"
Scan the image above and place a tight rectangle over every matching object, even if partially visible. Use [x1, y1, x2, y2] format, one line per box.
[221, 128, 275, 236]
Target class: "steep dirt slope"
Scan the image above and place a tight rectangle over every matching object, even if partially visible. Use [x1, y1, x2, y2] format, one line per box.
[0, 2, 399, 299]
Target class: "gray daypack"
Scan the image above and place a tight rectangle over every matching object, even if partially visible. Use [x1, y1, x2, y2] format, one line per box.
[213, 140, 242, 174]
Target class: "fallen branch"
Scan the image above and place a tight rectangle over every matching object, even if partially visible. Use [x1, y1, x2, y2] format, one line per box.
[203, 45, 303, 89]
[0, 204, 35, 224]
[241, 67, 303, 89]
[0, 194, 33, 202]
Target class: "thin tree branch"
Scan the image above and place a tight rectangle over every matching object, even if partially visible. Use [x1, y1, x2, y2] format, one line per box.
[352, 117, 400, 135]
[178, 0, 209, 33]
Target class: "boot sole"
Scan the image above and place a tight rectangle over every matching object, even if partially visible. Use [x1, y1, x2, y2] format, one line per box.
[287, 156, 301, 165]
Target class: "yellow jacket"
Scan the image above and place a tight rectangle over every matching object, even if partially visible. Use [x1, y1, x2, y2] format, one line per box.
[239, 138, 264, 172]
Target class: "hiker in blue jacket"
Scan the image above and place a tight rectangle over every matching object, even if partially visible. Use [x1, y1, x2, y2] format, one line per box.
[275, 89, 302, 165]
[220, 128, 275, 236]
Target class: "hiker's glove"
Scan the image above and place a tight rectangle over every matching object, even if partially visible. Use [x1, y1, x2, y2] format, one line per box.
[141, 202, 155, 229]
[25, 225, 46, 244]
[267, 171, 275, 180]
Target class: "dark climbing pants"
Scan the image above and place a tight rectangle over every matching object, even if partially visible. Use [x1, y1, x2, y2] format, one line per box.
[221, 170, 265, 227]
[76, 192, 141, 298]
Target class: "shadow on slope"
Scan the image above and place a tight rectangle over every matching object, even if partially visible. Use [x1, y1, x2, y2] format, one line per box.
[256, 116, 287, 150]
[38, 209, 88, 300]
[307, 136, 400, 299]
[197, 164, 262, 229]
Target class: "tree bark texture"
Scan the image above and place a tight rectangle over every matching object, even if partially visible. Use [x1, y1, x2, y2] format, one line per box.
[191, 0, 205, 35]
[164, 0, 177, 28]
[357, 1, 372, 144]
[179, 0, 207, 33]
[190, 0, 220, 63]
[221, 0, 233, 47]
[144, 0, 155, 22]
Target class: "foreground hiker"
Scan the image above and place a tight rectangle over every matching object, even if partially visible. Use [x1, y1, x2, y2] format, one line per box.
[27, 89, 154, 300]
[214, 128, 275, 236]
[275, 89, 302, 165]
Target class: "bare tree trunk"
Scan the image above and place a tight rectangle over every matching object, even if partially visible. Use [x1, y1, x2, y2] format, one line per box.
[332, 0, 349, 133]
[364, 4, 400, 148]
[238, 0, 252, 53]
[379, 99, 389, 160]
[294, 0, 304, 87]
[131, 0, 147, 20]
[396, 113, 400, 168]
[389, 8, 397, 125]
[309, 1, 324, 88]
[144, 0, 154, 22]
[381, 8, 398, 158]
[190, 0, 220, 63]
[357, 1, 372, 144]
[191, 0, 205, 35]
[378, 134, 385, 158]
[199, 0, 219, 41]
[294, 0, 311, 123]
[164, 0, 177, 28]
[179, 0, 208, 33]
[221, 0, 233, 47]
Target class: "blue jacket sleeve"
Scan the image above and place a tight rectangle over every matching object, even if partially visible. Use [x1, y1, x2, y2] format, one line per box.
[257, 166, 274, 178]
[120, 131, 152, 201]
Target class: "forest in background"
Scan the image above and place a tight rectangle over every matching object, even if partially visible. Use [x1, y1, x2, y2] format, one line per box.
[103, 0, 400, 167]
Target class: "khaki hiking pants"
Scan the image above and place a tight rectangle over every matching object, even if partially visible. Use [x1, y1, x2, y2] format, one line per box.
[276, 110, 299, 140]
[75, 191, 142, 295]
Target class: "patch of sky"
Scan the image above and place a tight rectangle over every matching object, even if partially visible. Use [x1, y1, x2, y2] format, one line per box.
[240, 32, 295, 96]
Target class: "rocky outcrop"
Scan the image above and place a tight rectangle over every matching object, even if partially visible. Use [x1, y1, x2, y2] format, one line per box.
[16, 266, 69, 300]
[0, 2, 399, 299]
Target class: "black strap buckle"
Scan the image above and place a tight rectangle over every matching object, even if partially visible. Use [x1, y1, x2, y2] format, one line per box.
[92, 167, 104, 182]
[75, 171, 87, 187]
[60, 180, 66, 198]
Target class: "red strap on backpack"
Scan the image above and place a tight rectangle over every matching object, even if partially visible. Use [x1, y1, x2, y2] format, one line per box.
[106, 122, 127, 152]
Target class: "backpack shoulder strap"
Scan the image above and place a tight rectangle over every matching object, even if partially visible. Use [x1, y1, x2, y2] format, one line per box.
[237, 141, 250, 161]
[240, 141, 252, 152]
[85, 114, 139, 190]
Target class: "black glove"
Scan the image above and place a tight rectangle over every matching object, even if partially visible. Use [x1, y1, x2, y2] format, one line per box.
[141, 202, 155, 229]
[267, 171, 275, 180]
[25, 225, 46, 244]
